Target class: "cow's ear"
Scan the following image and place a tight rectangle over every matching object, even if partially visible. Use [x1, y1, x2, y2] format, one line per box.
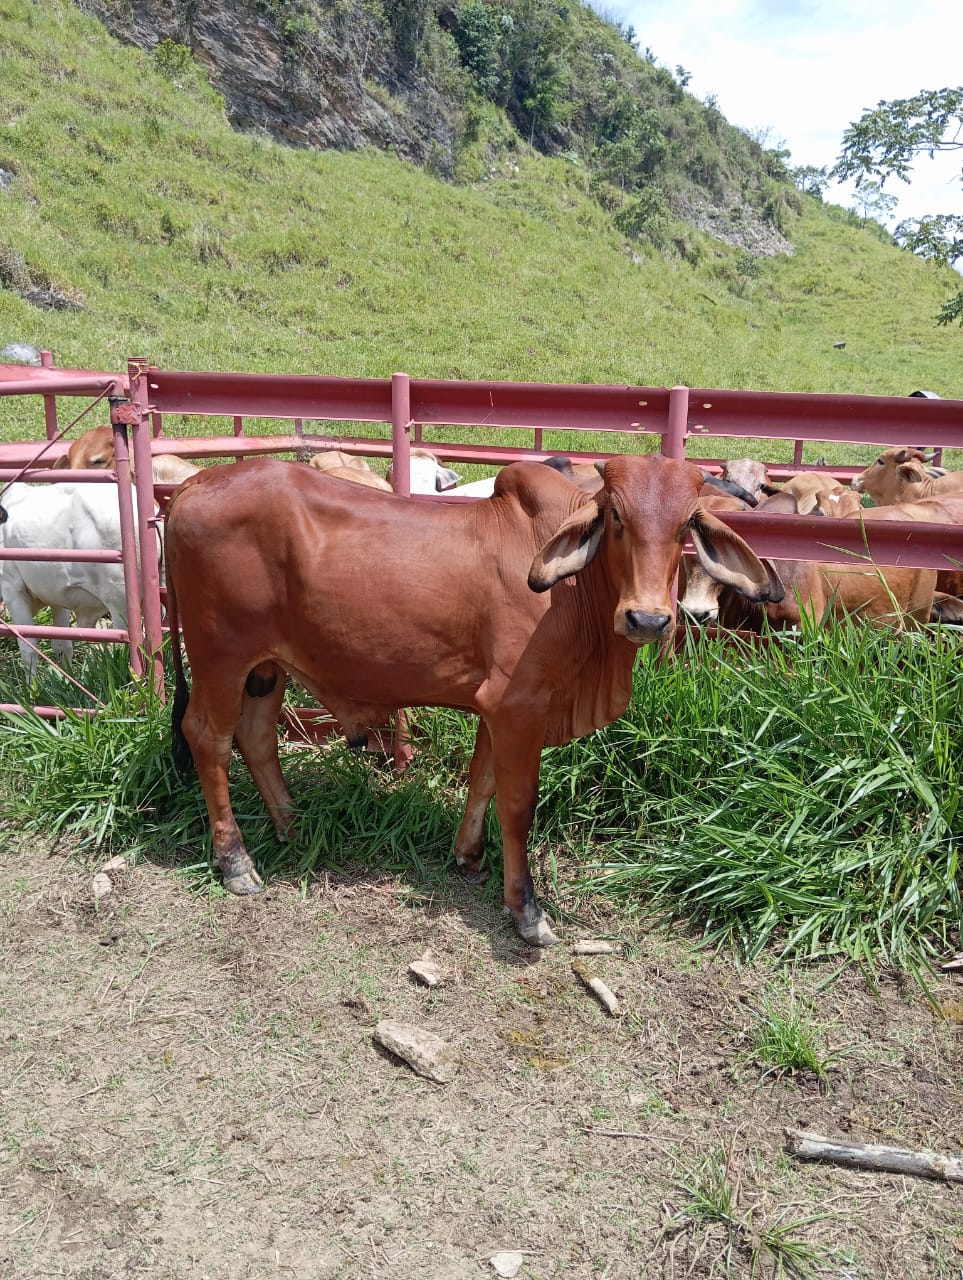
[898, 461, 926, 484]
[795, 489, 819, 516]
[53, 454, 69, 470]
[528, 501, 604, 592]
[688, 508, 783, 602]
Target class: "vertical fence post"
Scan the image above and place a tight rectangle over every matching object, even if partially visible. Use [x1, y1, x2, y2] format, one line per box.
[110, 418, 145, 680]
[391, 372, 412, 497]
[663, 386, 690, 641]
[128, 357, 165, 698]
[663, 386, 690, 460]
[40, 349, 58, 441]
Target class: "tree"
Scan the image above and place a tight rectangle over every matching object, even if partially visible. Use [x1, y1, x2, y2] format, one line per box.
[831, 87, 963, 326]
[791, 163, 829, 200]
[852, 179, 898, 226]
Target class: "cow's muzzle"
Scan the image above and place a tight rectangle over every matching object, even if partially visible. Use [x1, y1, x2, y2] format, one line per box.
[679, 605, 717, 627]
[621, 609, 672, 643]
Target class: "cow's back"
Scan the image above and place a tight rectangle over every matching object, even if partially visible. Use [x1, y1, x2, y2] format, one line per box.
[165, 457, 594, 718]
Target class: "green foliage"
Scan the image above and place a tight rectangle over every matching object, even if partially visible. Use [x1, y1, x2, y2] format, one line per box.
[792, 164, 829, 200]
[380, 0, 433, 70]
[550, 623, 963, 975]
[832, 87, 963, 185]
[451, 0, 505, 99]
[152, 39, 195, 81]
[833, 86, 963, 324]
[612, 186, 668, 242]
[852, 180, 898, 226]
[677, 1147, 825, 1276]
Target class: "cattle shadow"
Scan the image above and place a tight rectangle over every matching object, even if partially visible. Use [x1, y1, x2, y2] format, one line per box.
[153, 735, 570, 969]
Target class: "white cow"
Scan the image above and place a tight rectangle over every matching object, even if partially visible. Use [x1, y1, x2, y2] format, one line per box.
[386, 448, 461, 494]
[0, 482, 160, 676]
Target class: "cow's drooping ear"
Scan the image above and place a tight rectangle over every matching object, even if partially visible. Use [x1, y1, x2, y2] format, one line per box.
[52, 453, 70, 470]
[688, 508, 783, 603]
[794, 489, 819, 516]
[528, 500, 605, 592]
[898, 461, 927, 484]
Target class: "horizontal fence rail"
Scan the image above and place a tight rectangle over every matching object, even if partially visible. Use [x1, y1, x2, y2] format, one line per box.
[2, 354, 963, 727]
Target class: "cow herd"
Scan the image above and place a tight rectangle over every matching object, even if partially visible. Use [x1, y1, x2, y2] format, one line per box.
[677, 450, 963, 631]
[2, 428, 962, 944]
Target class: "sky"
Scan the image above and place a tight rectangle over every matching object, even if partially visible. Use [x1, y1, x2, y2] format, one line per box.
[600, 0, 961, 228]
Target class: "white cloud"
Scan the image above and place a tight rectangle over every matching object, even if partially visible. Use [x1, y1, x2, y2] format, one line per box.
[607, 0, 962, 224]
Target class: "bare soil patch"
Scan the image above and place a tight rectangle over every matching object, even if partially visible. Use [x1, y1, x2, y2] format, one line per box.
[1, 834, 961, 1279]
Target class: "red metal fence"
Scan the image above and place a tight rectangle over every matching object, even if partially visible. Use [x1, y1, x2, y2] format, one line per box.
[2, 354, 963, 719]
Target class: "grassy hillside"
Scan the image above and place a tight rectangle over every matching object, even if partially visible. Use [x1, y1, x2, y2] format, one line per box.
[0, 0, 960, 450]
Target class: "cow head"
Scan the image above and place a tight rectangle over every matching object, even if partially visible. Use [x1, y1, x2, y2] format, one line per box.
[54, 426, 115, 471]
[528, 455, 779, 644]
[850, 446, 932, 505]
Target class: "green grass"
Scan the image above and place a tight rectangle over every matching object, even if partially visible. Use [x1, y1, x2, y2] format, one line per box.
[2, 2, 962, 981]
[750, 991, 834, 1079]
[1, 621, 959, 979]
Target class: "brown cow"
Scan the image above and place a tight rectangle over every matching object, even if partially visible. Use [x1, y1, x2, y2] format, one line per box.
[55, 425, 201, 485]
[165, 454, 777, 946]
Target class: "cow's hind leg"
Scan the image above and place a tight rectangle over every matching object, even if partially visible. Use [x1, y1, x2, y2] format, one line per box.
[234, 661, 296, 842]
[453, 719, 495, 880]
[183, 678, 263, 896]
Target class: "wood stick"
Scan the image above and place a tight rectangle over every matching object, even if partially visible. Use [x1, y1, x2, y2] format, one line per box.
[572, 960, 620, 1016]
[785, 1129, 963, 1183]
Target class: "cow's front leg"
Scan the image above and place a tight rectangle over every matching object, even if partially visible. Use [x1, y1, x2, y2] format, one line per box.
[489, 716, 558, 947]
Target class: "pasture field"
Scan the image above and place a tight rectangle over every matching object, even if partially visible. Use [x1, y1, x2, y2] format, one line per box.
[0, 629, 961, 1278]
[2, 6, 963, 1275]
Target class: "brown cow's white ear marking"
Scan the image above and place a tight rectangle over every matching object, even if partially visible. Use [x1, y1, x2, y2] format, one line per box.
[688, 507, 782, 602]
[528, 501, 605, 592]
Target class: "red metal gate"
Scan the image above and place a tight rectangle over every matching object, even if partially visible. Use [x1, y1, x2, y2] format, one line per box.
[2, 353, 963, 721]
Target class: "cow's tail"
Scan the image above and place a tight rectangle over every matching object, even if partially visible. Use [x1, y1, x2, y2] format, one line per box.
[166, 571, 195, 782]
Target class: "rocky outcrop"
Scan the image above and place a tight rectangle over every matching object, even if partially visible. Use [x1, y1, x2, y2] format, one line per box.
[81, 0, 460, 174]
[677, 193, 795, 259]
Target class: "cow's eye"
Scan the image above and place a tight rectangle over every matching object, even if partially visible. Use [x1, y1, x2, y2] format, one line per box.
[876, 457, 884, 466]
[610, 508, 622, 526]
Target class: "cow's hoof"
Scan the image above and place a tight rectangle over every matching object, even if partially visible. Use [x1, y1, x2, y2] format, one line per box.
[457, 862, 488, 886]
[223, 869, 264, 896]
[508, 907, 559, 948]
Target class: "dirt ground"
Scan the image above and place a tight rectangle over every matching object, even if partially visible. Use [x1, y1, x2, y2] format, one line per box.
[1, 831, 962, 1280]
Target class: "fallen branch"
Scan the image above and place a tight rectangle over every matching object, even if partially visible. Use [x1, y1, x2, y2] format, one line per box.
[785, 1129, 963, 1183]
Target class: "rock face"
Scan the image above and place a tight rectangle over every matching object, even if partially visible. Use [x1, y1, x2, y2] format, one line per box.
[84, 0, 460, 175]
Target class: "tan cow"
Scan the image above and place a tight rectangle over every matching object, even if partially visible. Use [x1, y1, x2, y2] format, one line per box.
[305, 450, 373, 475]
[681, 487, 937, 631]
[165, 455, 778, 946]
[721, 458, 772, 504]
[55, 425, 201, 486]
[851, 447, 963, 506]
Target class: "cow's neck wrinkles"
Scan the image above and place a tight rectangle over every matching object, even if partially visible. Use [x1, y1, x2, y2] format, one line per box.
[542, 530, 636, 747]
